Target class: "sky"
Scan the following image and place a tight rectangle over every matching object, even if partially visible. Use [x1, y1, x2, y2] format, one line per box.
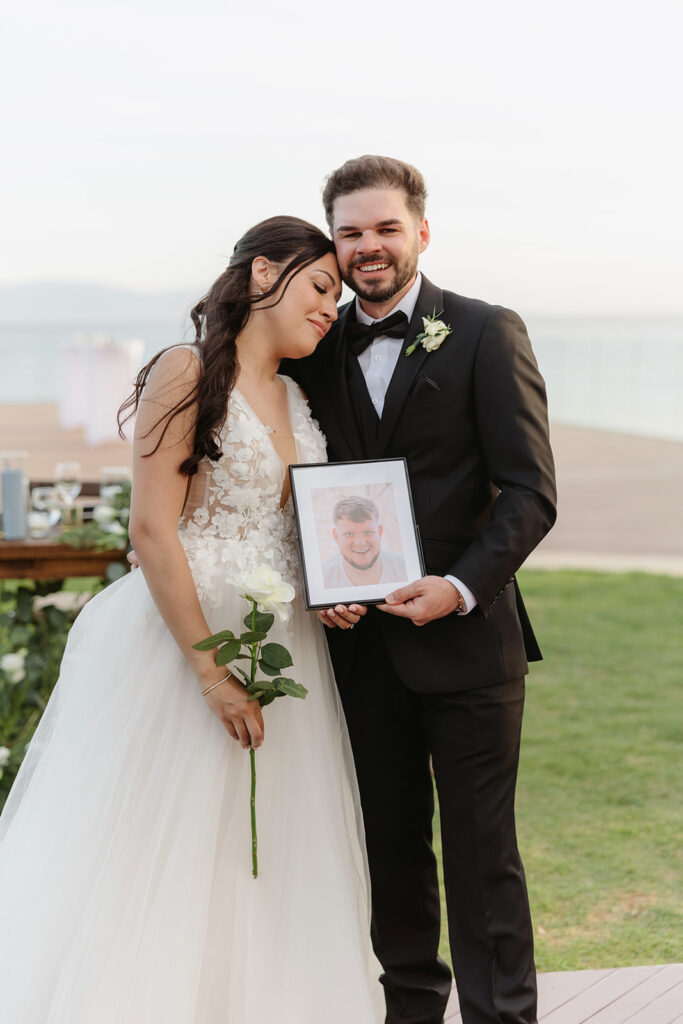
[1, 0, 681, 315]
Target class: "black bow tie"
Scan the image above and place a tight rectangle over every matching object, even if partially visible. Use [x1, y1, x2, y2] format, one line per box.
[345, 310, 409, 356]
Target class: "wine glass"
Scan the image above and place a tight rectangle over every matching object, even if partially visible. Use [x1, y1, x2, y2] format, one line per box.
[54, 462, 82, 506]
[99, 465, 131, 502]
[29, 486, 62, 536]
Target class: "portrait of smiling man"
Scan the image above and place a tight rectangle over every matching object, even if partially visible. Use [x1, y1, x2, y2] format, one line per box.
[282, 154, 556, 1024]
[322, 495, 407, 588]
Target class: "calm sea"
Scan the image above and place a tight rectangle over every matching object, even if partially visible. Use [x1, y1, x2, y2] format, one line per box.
[1, 315, 682, 442]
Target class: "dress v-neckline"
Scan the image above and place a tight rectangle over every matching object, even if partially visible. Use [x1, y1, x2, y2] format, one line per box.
[232, 377, 297, 510]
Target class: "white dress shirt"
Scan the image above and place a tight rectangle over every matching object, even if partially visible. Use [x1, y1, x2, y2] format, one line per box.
[354, 276, 478, 615]
[356, 274, 423, 418]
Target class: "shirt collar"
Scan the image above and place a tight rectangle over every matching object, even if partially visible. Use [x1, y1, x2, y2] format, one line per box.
[355, 272, 422, 326]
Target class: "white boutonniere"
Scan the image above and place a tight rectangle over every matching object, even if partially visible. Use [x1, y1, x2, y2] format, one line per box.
[405, 310, 452, 357]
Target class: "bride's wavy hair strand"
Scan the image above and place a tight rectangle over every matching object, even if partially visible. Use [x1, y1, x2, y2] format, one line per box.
[118, 216, 335, 475]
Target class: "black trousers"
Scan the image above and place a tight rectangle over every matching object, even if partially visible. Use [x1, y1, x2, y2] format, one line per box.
[338, 620, 538, 1024]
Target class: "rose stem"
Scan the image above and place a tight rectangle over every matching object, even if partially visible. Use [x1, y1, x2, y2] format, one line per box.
[250, 746, 258, 878]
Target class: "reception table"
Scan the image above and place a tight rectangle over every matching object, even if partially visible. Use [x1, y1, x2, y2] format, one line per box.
[0, 538, 129, 581]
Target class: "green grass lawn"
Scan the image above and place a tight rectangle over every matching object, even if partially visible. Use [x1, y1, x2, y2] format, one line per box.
[433, 569, 683, 972]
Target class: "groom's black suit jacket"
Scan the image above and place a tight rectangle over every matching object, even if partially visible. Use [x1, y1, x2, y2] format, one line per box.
[284, 275, 557, 694]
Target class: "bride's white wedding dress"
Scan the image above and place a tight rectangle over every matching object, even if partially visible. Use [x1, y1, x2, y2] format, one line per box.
[0, 374, 382, 1023]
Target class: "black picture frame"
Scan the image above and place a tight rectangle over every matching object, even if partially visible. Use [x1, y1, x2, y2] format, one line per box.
[289, 458, 425, 610]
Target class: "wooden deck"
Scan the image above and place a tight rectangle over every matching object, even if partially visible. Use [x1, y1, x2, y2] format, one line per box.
[444, 964, 683, 1023]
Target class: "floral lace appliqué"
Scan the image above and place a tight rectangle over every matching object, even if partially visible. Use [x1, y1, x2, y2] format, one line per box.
[178, 376, 326, 606]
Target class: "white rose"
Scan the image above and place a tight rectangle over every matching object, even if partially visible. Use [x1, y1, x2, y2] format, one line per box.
[1, 650, 27, 684]
[0, 746, 10, 768]
[422, 317, 445, 336]
[229, 565, 295, 622]
[423, 332, 447, 352]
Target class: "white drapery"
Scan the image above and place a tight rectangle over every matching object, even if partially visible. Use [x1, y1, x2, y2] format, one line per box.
[59, 335, 145, 444]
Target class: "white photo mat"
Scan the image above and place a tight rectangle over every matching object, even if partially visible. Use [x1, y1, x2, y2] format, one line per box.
[289, 458, 424, 610]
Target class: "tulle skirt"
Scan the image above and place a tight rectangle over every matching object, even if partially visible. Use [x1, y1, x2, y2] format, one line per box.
[0, 569, 382, 1022]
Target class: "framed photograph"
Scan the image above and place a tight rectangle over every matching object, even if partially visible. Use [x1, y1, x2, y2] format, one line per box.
[289, 458, 425, 610]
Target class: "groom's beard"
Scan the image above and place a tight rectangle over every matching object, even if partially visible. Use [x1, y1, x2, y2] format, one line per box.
[343, 551, 381, 572]
[342, 241, 419, 305]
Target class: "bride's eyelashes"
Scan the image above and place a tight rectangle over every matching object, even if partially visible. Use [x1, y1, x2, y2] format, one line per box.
[313, 284, 327, 296]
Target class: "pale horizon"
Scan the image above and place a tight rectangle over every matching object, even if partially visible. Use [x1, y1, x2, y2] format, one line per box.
[2, 279, 682, 322]
[1, 0, 681, 316]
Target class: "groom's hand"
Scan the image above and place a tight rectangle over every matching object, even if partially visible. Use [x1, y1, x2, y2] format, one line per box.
[378, 576, 462, 626]
[317, 604, 367, 629]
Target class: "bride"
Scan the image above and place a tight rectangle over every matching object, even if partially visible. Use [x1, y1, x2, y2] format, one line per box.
[0, 216, 382, 1022]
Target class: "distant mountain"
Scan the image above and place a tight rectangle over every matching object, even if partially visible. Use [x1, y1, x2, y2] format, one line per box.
[0, 282, 202, 324]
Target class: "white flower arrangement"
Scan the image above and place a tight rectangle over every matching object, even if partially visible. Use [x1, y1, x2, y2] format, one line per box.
[93, 504, 117, 525]
[405, 310, 452, 357]
[0, 650, 27, 684]
[0, 746, 10, 769]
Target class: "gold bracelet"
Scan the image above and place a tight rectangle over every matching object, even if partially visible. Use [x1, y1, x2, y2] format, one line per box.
[201, 673, 231, 697]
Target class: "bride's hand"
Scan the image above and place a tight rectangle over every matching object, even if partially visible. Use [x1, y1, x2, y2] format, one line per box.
[317, 604, 366, 629]
[202, 674, 264, 749]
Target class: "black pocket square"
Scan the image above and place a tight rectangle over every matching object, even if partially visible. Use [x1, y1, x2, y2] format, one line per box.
[408, 374, 442, 399]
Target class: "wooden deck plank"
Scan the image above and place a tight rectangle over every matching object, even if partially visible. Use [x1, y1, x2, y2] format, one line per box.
[536, 968, 615, 1014]
[540, 965, 662, 1023]
[444, 970, 616, 1021]
[624, 980, 683, 1024]
[443, 965, 683, 1023]
[588, 965, 683, 1022]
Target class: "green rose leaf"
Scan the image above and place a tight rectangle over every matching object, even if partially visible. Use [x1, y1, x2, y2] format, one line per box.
[246, 679, 276, 694]
[273, 677, 308, 699]
[192, 630, 235, 651]
[243, 611, 275, 632]
[258, 659, 282, 676]
[232, 666, 252, 684]
[259, 691, 277, 707]
[216, 639, 242, 666]
[260, 643, 293, 669]
[240, 630, 268, 644]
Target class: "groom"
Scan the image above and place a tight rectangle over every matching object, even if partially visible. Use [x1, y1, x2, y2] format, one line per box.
[283, 156, 557, 1024]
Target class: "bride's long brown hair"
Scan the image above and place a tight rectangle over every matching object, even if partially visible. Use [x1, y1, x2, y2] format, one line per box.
[118, 215, 336, 476]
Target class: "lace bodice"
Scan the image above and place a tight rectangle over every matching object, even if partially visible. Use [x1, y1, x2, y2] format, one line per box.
[178, 375, 326, 605]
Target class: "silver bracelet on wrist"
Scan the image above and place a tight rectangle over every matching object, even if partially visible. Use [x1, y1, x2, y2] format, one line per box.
[201, 673, 231, 697]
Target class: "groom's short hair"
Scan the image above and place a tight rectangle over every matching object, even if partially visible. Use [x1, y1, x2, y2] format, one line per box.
[322, 155, 427, 229]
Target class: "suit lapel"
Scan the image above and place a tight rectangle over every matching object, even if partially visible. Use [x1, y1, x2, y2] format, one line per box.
[371, 276, 444, 457]
[324, 302, 369, 459]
